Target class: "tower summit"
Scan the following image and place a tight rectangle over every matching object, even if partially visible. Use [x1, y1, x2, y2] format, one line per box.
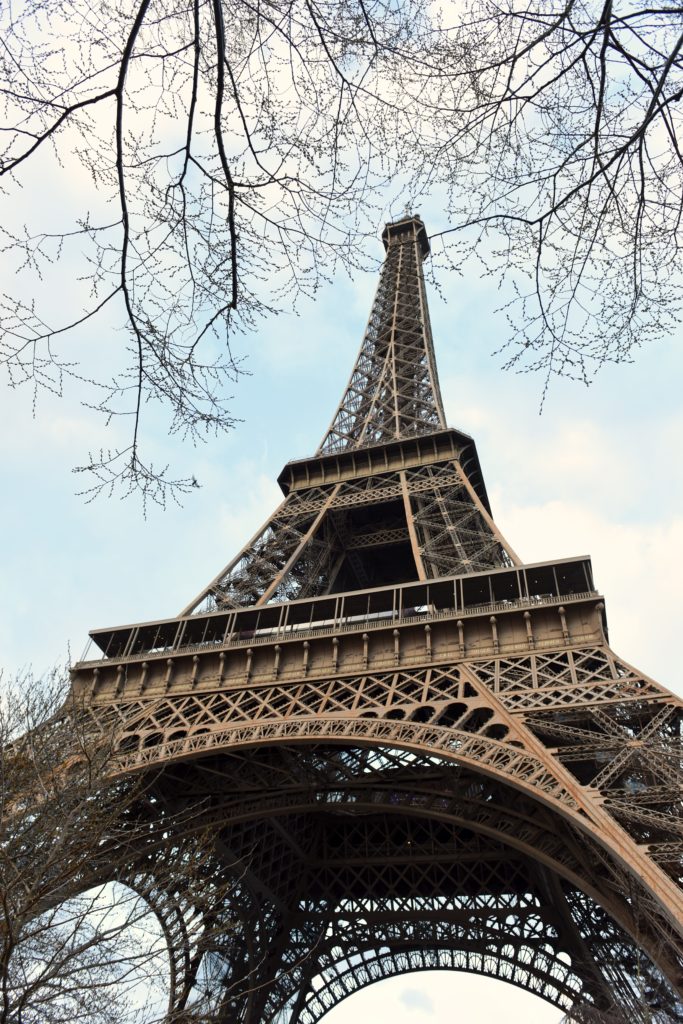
[320, 214, 444, 453]
[72, 217, 683, 1022]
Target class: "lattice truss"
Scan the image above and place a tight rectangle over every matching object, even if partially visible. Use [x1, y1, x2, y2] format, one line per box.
[101, 738, 682, 1024]
[319, 219, 445, 454]
[184, 214, 514, 615]
[188, 461, 513, 613]
[467, 649, 683, 876]
[102, 648, 683, 879]
[410, 462, 513, 576]
[84, 640, 683, 1020]
[49, 215, 683, 1022]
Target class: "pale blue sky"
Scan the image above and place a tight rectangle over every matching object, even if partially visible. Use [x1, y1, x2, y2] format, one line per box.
[1, 175, 681, 1020]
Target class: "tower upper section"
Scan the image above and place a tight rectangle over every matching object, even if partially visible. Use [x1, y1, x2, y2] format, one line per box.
[318, 215, 447, 454]
[165, 213, 519, 616]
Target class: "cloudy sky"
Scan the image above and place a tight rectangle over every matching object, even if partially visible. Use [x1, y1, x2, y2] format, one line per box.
[1, 172, 681, 1021]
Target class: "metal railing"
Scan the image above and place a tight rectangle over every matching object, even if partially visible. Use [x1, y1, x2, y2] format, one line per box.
[76, 590, 599, 669]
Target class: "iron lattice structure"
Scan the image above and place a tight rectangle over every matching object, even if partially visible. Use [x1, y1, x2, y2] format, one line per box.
[69, 217, 683, 1022]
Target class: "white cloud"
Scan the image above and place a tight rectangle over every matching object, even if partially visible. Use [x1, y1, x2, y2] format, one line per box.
[438, 368, 683, 693]
[496, 496, 683, 690]
[399, 987, 436, 1014]
[321, 971, 560, 1023]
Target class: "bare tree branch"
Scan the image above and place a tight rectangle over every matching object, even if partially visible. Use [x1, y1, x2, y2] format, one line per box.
[425, 1, 683, 397]
[0, 0, 438, 505]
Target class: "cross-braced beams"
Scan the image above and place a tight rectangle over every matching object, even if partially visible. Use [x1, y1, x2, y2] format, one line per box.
[59, 214, 683, 1021]
[181, 214, 515, 615]
[133, 750, 681, 1023]
[87, 638, 683, 999]
[184, 460, 515, 615]
[319, 217, 445, 454]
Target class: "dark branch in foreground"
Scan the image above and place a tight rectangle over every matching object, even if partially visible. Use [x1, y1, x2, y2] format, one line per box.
[1, 0, 682, 499]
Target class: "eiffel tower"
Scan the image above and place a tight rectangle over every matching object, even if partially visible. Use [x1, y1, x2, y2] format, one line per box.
[72, 215, 683, 1022]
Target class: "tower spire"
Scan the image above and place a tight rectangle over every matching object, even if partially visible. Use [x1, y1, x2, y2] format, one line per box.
[319, 215, 446, 453]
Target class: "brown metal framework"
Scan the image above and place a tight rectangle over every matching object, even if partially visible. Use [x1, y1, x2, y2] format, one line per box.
[69, 216, 683, 1022]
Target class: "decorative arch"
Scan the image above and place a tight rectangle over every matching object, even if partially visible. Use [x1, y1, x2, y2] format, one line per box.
[111, 713, 683, 953]
[273, 947, 581, 1023]
[134, 741, 683, 1023]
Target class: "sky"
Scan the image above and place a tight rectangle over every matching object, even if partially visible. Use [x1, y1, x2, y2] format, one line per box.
[1, 176, 682, 1021]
